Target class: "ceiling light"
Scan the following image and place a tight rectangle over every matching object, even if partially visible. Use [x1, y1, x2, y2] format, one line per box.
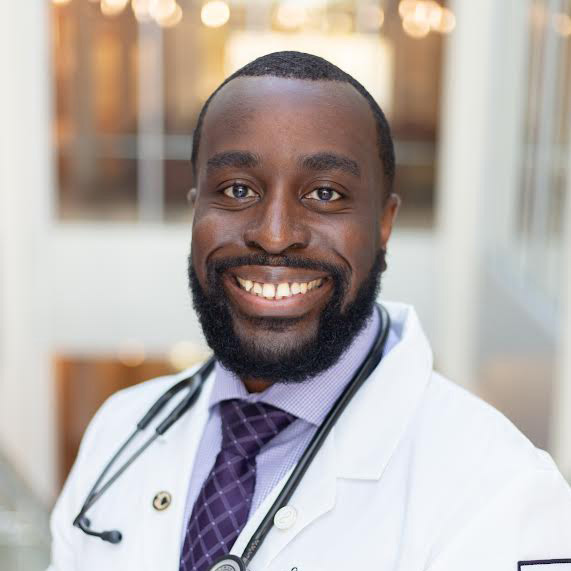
[201, 1, 230, 28]
[402, 13, 430, 38]
[131, 0, 152, 21]
[433, 7, 456, 33]
[150, 0, 176, 21]
[275, 1, 307, 30]
[398, 0, 417, 19]
[101, 0, 129, 16]
[156, 2, 183, 27]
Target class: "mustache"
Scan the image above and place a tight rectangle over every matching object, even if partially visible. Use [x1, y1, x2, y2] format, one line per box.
[202, 253, 350, 291]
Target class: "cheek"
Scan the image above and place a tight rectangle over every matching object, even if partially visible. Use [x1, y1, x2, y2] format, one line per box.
[329, 218, 379, 296]
[191, 210, 236, 282]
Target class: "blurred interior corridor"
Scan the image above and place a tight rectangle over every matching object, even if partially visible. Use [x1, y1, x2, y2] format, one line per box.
[1, 0, 570, 568]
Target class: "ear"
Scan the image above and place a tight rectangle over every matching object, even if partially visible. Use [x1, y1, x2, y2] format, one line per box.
[379, 193, 400, 248]
[187, 187, 197, 205]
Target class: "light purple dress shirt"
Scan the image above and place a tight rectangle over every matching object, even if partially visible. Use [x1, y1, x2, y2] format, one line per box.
[180, 307, 398, 545]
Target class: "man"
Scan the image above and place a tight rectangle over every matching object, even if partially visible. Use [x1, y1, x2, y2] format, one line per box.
[49, 51, 571, 571]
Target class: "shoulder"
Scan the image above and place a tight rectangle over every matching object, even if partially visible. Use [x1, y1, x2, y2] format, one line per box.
[420, 371, 544, 473]
[412, 370, 565, 497]
[413, 372, 571, 564]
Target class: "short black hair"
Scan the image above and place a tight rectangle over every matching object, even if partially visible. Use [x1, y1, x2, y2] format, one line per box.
[191, 50, 395, 194]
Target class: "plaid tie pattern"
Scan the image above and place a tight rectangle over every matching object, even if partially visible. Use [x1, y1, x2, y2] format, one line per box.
[179, 400, 296, 571]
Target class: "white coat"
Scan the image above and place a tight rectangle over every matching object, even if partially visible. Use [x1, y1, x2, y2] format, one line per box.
[48, 303, 571, 571]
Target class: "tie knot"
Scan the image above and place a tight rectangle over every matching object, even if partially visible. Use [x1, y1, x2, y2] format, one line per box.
[218, 400, 296, 458]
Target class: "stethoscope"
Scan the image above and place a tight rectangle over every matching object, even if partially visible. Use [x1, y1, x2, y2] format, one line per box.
[74, 303, 391, 571]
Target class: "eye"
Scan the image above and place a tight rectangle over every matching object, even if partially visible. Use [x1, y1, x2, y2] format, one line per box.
[305, 187, 342, 202]
[222, 183, 257, 199]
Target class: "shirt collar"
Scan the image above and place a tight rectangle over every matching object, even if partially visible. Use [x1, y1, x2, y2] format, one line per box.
[209, 308, 382, 426]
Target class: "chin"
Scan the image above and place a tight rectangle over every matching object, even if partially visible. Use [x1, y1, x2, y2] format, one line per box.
[232, 312, 319, 357]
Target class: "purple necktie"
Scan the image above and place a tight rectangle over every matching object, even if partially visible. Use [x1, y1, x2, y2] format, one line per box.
[179, 399, 296, 571]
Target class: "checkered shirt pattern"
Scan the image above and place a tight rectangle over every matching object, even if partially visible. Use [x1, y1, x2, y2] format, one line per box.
[179, 399, 296, 571]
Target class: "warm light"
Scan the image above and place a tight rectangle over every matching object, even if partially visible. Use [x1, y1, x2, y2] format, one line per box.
[169, 342, 210, 371]
[131, 0, 152, 21]
[398, 0, 417, 19]
[117, 340, 146, 368]
[433, 7, 456, 33]
[553, 12, 571, 37]
[426, 1, 443, 28]
[150, 0, 176, 21]
[403, 13, 430, 38]
[156, 3, 183, 27]
[275, 1, 307, 30]
[101, 0, 129, 16]
[357, 4, 385, 32]
[52, 0, 73, 5]
[201, 1, 230, 28]
[399, 1, 454, 38]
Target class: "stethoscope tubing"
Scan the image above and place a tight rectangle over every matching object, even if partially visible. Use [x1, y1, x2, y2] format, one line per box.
[74, 359, 215, 529]
[73, 304, 390, 569]
[239, 303, 390, 565]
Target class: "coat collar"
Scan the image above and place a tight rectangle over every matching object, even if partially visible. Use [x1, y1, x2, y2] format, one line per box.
[334, 302, 433, 480]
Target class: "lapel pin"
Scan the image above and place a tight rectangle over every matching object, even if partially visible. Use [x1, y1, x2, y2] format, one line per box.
[152, 491, 172, 511]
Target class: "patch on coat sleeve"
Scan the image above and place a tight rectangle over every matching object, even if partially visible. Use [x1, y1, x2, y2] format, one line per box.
[519, 560, 571, 570]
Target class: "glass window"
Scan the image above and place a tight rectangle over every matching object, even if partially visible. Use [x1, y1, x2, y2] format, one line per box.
[52, 0, 450, 225]
[516, 0, 570, 305]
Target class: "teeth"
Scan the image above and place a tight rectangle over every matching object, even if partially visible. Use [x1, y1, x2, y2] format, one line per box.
[276, 283, 291, 299]
[262, 283, 276, 299]
[236, 277, 324, 300]
[237, 277, 253, 292]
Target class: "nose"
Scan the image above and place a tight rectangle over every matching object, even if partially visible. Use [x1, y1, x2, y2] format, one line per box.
[243, 189, 310, 255]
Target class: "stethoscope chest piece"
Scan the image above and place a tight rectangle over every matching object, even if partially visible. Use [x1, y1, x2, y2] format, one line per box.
[208, 554, 247, 571]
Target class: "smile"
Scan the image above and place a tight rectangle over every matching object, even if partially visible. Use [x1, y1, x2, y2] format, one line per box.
[221, 265, 332, 318]
[235, 277, 324, 300]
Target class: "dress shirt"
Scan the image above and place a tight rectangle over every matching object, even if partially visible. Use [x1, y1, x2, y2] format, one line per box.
[180, 307, 399, 546]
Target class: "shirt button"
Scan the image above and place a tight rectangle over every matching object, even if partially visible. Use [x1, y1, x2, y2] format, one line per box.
[274, 505, 297, 530]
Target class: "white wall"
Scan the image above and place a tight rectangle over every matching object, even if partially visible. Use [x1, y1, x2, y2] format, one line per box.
[0, 1, 56, 502]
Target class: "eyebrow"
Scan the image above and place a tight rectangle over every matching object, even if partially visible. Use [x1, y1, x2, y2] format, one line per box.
[206, 150, 261, 174]
[298, 152, 361, 178]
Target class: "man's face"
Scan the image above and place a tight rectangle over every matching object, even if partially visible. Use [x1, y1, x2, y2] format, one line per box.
[190, 77, 398, 382]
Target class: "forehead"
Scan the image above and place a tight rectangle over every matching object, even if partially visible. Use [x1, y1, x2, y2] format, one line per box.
[197, 76, 381, 179]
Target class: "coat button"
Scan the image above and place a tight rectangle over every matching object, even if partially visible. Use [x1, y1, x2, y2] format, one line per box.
[273, 505, 297, 530]
[152, 491, 172, 511]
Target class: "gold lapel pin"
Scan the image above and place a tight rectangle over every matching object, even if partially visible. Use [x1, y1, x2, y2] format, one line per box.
[152, 491, 172, 511]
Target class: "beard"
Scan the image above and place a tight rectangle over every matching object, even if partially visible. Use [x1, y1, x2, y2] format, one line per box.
[188, 250, 386, 384]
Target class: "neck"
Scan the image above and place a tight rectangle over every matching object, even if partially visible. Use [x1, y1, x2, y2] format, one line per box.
[243, 377, 273, 393]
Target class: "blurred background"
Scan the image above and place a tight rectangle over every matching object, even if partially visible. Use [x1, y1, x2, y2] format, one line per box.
[0, 0, 570, 568]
